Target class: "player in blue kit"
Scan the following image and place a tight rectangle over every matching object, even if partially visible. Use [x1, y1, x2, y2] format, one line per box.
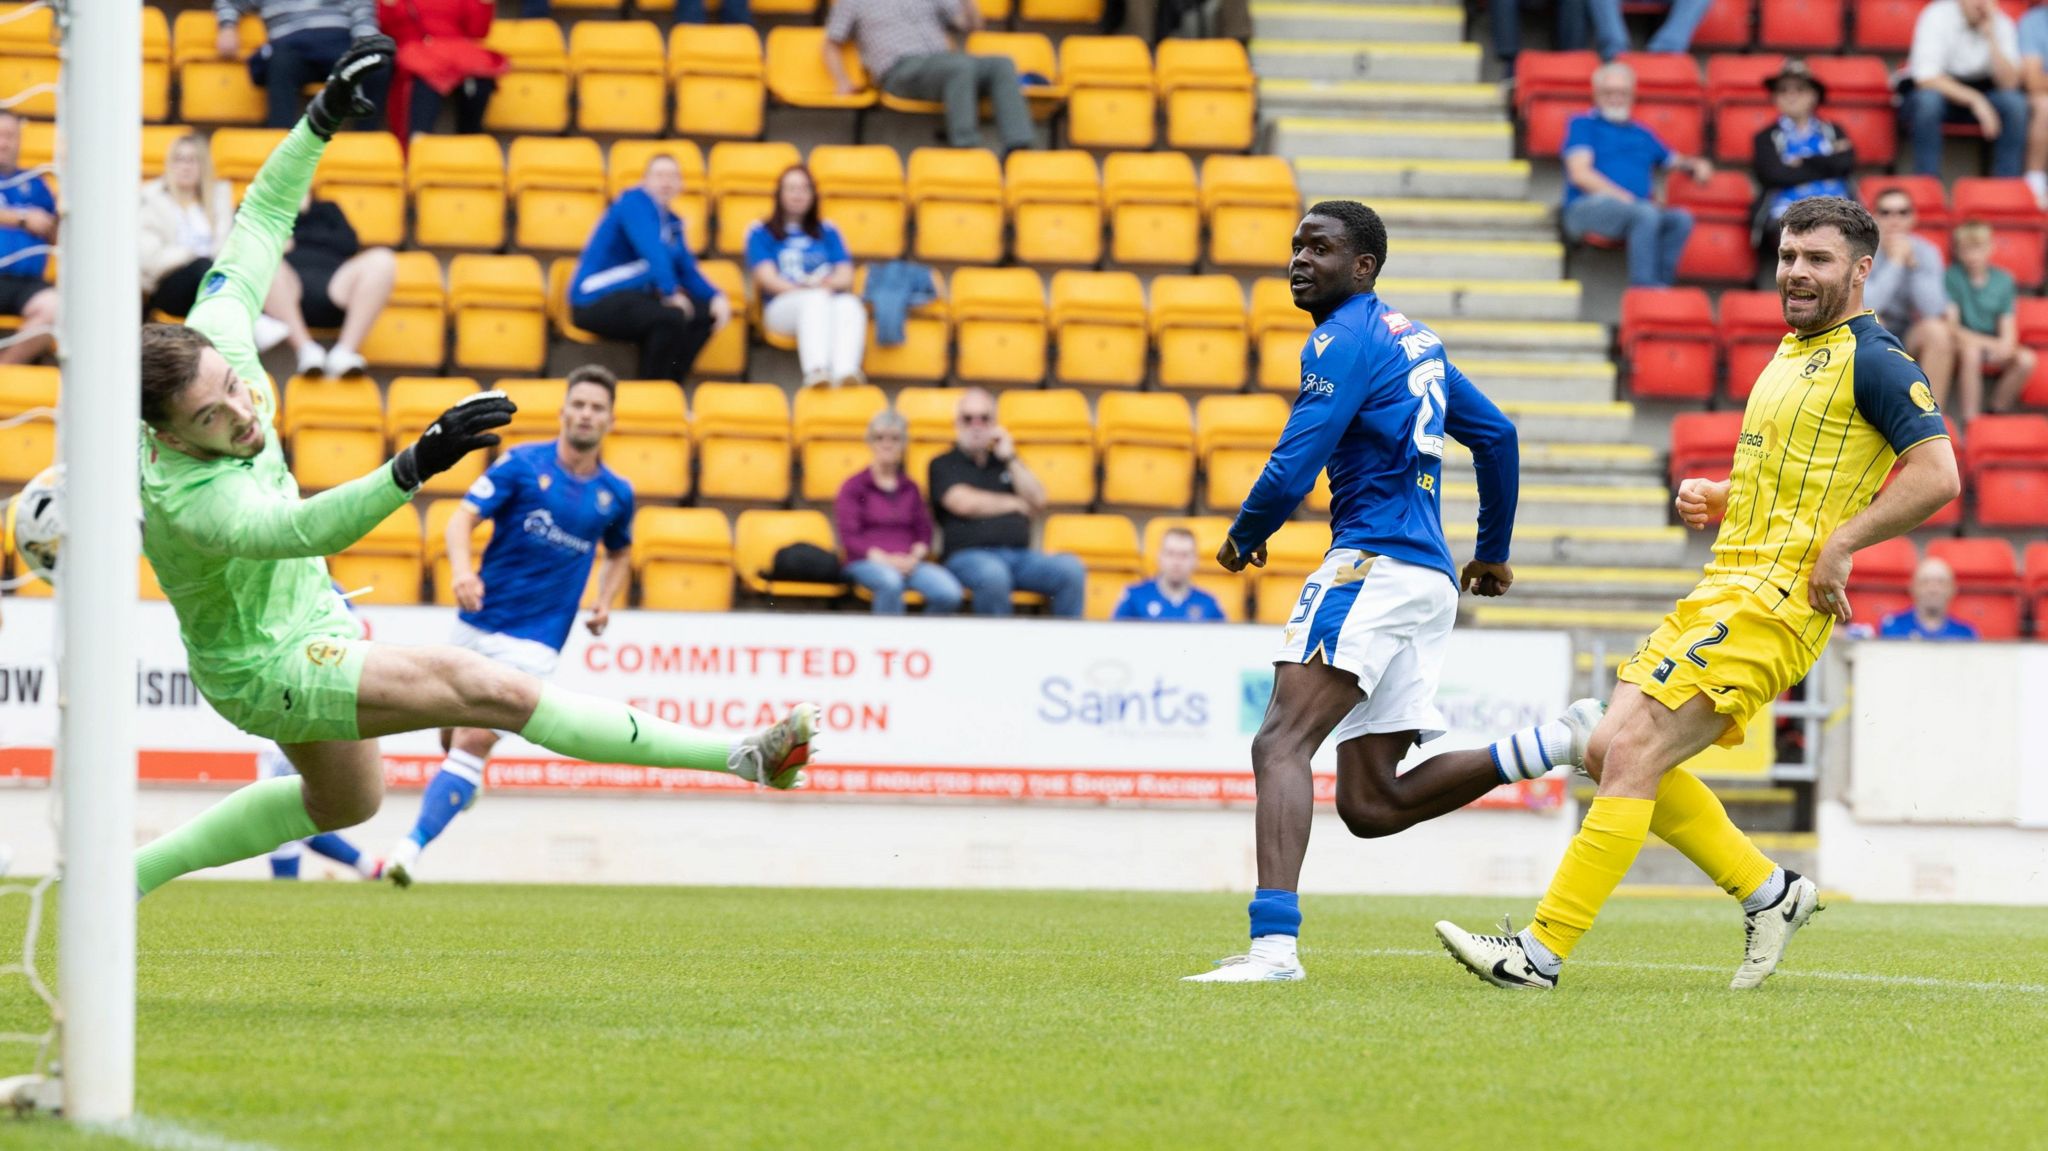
[1185, 201, 1605, 982]
[385, 367, 636, 886]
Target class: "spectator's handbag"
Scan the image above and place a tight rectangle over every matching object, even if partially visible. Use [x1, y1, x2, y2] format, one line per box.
[764, 543, 843, 585]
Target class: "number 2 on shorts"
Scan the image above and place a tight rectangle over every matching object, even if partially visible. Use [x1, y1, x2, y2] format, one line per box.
[1685, 622, 1729, 668]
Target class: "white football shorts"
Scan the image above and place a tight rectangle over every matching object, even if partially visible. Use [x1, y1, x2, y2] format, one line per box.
[450, 620, 563, 737]
[1272, 550, 1457, 745]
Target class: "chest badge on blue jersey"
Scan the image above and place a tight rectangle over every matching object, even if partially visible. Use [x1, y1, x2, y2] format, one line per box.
[537, 473, 552, 492]
[597, 489, 613, 510]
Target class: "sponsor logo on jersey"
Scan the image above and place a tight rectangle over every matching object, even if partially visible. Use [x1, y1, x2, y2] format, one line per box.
[1800, 348, 1832, 379]
[1651, 657, 1676, 684]
[1909, 380, 1937, 412]
[1736, 420, 1777, 459]
[1301, 372, 1336, 396]
[521, 508, 595, 555]
[1382, 311, 1412, 333]
[1312, 332, 1334, 357]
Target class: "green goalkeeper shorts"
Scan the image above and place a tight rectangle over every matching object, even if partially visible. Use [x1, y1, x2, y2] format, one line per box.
[199, 631, 369, 745]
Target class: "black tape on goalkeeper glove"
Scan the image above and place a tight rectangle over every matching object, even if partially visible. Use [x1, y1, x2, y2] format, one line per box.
[306, 35, 396, 140]
[392, 391, 515, 493]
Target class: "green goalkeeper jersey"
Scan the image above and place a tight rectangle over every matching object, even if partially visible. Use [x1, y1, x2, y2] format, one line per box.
[139, 121, 411, 705]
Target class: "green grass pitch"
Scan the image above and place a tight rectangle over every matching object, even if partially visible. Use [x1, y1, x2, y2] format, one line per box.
[2, 884, 2045, 1150]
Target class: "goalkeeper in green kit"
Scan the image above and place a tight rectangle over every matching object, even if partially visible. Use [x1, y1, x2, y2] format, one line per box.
[133, 39, 817, 897]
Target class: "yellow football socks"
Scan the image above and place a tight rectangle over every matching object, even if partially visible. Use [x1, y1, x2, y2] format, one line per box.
[1529, 796, 1654, 959]
[1650, 767, 1779, 901]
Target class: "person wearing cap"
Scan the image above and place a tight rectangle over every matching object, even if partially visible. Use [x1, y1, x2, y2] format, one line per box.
[1905, 0, 2027, 178]
[1752, 59, 1856, 263]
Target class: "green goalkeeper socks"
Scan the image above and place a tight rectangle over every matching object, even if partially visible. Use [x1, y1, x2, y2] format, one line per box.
[518, 684, 736, 773]
[134, 776, 320, 896]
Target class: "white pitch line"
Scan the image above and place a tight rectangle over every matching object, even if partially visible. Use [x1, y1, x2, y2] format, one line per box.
[83, 1115, 290, 1151]
[1345, 947, 2048, 995]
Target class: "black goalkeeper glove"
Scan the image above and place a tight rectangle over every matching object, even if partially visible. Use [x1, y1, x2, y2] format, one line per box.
[392, 391, 515, 493]
[306, 35, 396, 140]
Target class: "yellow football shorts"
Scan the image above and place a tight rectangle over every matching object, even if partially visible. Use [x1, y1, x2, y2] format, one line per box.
[1617, 583, 1813, 747]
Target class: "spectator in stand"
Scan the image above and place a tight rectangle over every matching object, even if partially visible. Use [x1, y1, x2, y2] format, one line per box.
[1113, 527, 1223, 622]
[928, 388, 1085, 618]
[0, 112, 56, 366]
[823, 0, 1036, 157]
[1752, 59, 1856, 263]
[265, 194, 397, 377]
[1867, 188, 1959, 406]
[746, 165, 867, 390]
[1586, 0, 1714, 58]
[1880, 556, 1980, 640]
[216, 0, 390, 131]
[2019, 0, 2048, 205]
[1560, 61, 1713, 288]
[377, 0, 505, 148]
[1944, 220, 2037, 422]
[569, 155, 732, 386]
[1905, 0, 2027, 178]
[837, 409, 964, 616]
[139, 135, 234, 320]
[676, 0, 751, 24]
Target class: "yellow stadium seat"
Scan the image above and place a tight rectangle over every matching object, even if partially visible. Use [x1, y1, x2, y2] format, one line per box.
[1202, 155, 1300, 270]
[448, 254, 546, 372]
[138, 554, 166, 601]
[764, 26, 873, 112]
[964, 31, 1064, 120]
[1142, 515, 1244, 620]
[210, 128, 288, 205]
[492, 378, 571, 451]
[385, 377, 483, 496]
[734, 508, 841, 598]
[978, 0, 1013, 17]
[312, 132, 407, 247]
[551, 0, 621, 15]
[1157, 39, 1255, 152]
[856, 265, 949, 383]
[408, 135, 506, 250]
[1048, 270, 1147, 387]
[0, 2, 58, 121]
[751, 0, 821, 12]
[694, 382, 791, 502]
[1005, 150, 1102, 266]
[1104, 151, 1200, 267]
[507, 136, 607, 253]
[694, 259, 750, 378]
[482, 20, 570, 134]
[426, 497, 493, 605]
[547, 257, 602, 345]
[1097, 391, 1193, 510]
[359, 251, 447, 370]
[670, 24, 765, 138]
[1042, 513, 1139, 620]
[607, 380, 692, 501]
[895, 386, 961, 483]
[1150, 275, 1248, 391]
[328, 506, 424, 605]
[172, 11, 266, 124]
[140, 124, 190, 180]
[634, 506, 734, 612]
[0, 364, 55, 483]
[707, 140, 802, 255]
[1022, 0, 1106, 19]
[569, 21, 666, 136]
[1058, 35, 1155, 149]
[142, 6, 171, 123]
[906, 148, 1003, 264]
[1253, 520, 1329, 624]
[1196, 393, 1286, 512]
[608, 140, 710, 255]
[997, 388, 1095, 507]
[793, 383, 887, 502]
[809, 145, 905, 260]
[283, 375, 385, 492]
[951, 267, 1047, 385]
[1251, 277, 1313, 392]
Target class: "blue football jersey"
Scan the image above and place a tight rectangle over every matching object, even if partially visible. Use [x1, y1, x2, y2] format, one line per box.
[1227, 291, 1521, 584]
[1111, 579, 1225, 622]
[459, 442, 635, 651]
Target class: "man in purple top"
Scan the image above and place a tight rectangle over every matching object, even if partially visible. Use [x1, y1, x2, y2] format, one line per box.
[836, 408, 964, 615]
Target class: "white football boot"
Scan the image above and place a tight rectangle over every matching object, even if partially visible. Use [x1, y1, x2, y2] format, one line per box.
[383, 838, 418, 889]
[1182, 953, 1305, 983]
[731, 703, 819, 790]
[1435, 916, 1558, 990]
[1732, 872, 1821, 989]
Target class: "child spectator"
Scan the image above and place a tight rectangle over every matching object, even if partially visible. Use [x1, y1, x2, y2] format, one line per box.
[1944, 220, 2036, 422]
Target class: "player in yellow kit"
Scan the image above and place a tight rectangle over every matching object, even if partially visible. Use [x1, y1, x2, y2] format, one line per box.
[1436, 196, 1962, 990]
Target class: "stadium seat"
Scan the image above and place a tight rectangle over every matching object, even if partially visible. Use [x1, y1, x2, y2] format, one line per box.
[1617, 52, 1706, 158]
[1850, 0, 1919, 51]
[1887, 419, 1965, 527]
[1048, 270, 1148, 387]
[634, 506, 734, 612]
[569, 21, 667, 136]
[1022, 0, 1107, 21]
[409, 135, 506, 250]
[1155, 39, 1255, 152]
[210, 128, 288, 205]
[2017, 297, 2048, 406]
[1515, 51, 1600, 157]
[327, 506, 424, 605]
[1196, 394, 1287, 513]
[965, 31, 1065, 122]
[313, 132, 407, 248]
[608, 380, 692, 501]
[140, 124, 188, 181]
[669, 23, 765, 139]
[907, 148, 1005, 264]
[708, 140, 803, 255]
[1705, 54, 1786, 164]
[1717, 289, 1788, 400]
[1691, 0, 1757, 48]
[763, 26, 874, 113]
[492, 378, 573, 451]
[482, 20, 571, 134]
[1927, 537, 2023, 639]
[507, 136, 607, 254]
[360, 251, 448, 370]
[1666, 169, 1759, 284]
[810, 145, 907, 260]
[2026, 540, 2048, 636]
[1006, 150, 1104, 266]
[1761, 0, 1847, 49]
[1848, 535, 1917, 630]
[1861, 175, 1953, 235]
[1104, 151, 1200, 267]
[1951, 179, 2048, 290]
[385, 377, 483, 496]
[734, 508, 841, 598]
[1621, 287, 1717, 400]
[953, 267, 1049, 385]
[854, 265, 948, 383]
[172, 11, 266, 124]
[694, 382, 792, 502]
[544, 258, 601, 346]
[137, 554, 167, 602]
[281, 375, 384, 492]
[1200, 155, 1299, 270]
[609, 140, 710, 255]
[1668, 410, 1744, 489]
[551, 0, 624, 16]
[426, 498, 493, 605]
[142, 6, 171, 123]
[1042, 513, 1142, 620]
[694, 259, 750, 378]
[448, 254, 547, 372]
[793, 383, 887, 502]
[1059, 36, 1156, 150]
[1250, 277, 1313, 392]
[1097, 392, 1194, 509]
[1140, 515, 1243, 619]
[997, 388, 1097, 507]
[895, 386, 963, 483]
[1807, 56, 1897, 166]
[1965, 414, 2048, 527]
[0, 364, 55, 483]
[1253, 520, 1329, 624]
[1152, 275, 1249, 391]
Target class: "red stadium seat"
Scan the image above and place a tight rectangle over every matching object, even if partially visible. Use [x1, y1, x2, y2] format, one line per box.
[1926, 536, 2023, 639]
[1515, 51, 1600, 158]
[2017, 297, 2048, 406]
[1805, 56, 1896, 165]
[1852, 0, 1927, 52]
[2025, 541, 2048, 635]
[1952, 178, 2048, 289]
[1965, 414, 2048, 527]
[1718, 290, 1787, 400]
[1887, 418, 1965, 526]
[1849, 535, 1918, 630]
[1706, 53, 1785, 163]
[1760, 0, 1846, 49]
[1622, 287, 1717, 400]
[1692, 0, 1757, 47]
[1667, 169, 1758, 283]
[1861, 175, 1953, 229]
[1669, 410, 1744, 487]
[1618, 52, 1706, 157]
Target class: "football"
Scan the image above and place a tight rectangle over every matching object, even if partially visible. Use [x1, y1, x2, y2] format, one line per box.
[7, 464, 62, 584]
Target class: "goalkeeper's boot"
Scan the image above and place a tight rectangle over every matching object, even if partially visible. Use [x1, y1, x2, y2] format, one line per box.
[1181, 953, 1305, 983]
[1732, 871, 1821, 990]
[731, 703, 819, 790]
[1435, 916, 1558, 990]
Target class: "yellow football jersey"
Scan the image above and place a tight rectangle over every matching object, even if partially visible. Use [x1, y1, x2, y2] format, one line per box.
[1698, 311, 1948, 654]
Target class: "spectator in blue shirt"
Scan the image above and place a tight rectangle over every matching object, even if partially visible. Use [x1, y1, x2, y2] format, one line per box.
[746, 165, 867, 389]
[1113, 527, 1223, 622]
[1879, 556, 1981, 641]
[0, 113, 56, 366]
[569, 155, 731, 385]
[1561, 61, 1714, 287]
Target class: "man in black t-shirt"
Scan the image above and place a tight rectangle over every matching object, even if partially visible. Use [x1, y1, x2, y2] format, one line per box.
[928, 387, 1085, 617]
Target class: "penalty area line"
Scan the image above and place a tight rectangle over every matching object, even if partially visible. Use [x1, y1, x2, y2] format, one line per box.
[82, 1115, 290, 1151]
[1347, 947, 2048, 995]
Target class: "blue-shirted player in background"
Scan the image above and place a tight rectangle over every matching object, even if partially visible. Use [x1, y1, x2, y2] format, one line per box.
[1185, 201, 1605, 982]
[1112, 526, 1224, 622]
[386, 366, 636, 886]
